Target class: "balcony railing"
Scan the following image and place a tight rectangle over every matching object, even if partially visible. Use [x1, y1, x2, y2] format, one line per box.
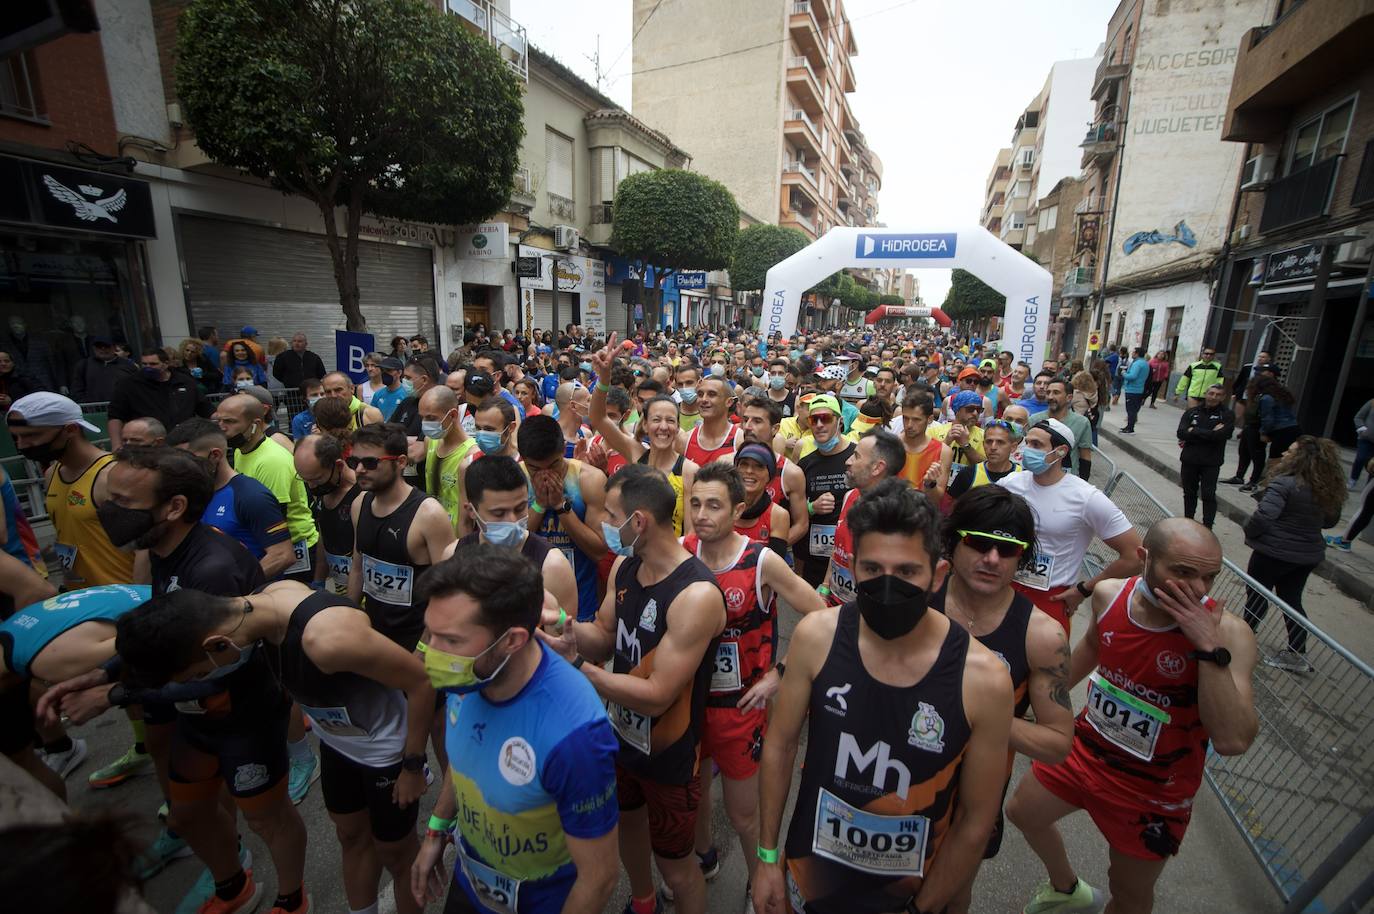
[547, 192, 576, 220]
[447, 0, 528, 81]
[1352, 139, 1374, 207]
[1074, 195, 1106, 215]
[1082, 121, 1118, 145]
[782, 161, 817, 185]
[589, 203, 613, 225]
[786, 108, 817, 135]
[1259, 155, 1341, 233]
[1062, 266, 1095, 298]
[785, 209, 816, 233]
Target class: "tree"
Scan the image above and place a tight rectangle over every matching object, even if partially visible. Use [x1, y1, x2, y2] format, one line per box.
[879, 293, 904, 306]
[177, 0, 524, 330]
[612, 170, 739, 270]
[730, 224, 809, 291]
[942, 268, 1005, 322]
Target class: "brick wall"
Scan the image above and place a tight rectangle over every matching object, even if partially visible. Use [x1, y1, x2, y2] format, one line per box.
[0, 32, 117, 155]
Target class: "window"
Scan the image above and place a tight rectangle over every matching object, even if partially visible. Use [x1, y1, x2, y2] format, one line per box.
[1009, 213, 1026, 231]
[1018, 148, 1035, 167]
[1287, 97, 1355, 174]
[544, 128, 574, 200]
[0, 52, 43, 121]
[1038, 205, 1058, 232]
[1013, 180, 1031, 198]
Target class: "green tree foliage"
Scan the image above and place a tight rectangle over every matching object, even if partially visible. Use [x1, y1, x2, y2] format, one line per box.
[612, 170, 740, 270]
[730, 224, 809, 292]
[878, 293, 904, 306]
[176, 0, 524, 330]
[941, 268, 1005, 321]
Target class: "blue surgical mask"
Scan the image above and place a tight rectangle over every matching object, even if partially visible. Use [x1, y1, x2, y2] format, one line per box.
[198, 642, 256, 681]
[816, 431, 842, 453]
[421, 419, 448, 440]
[1020, 446, 1059, 475]
[602, 512, 641, 557]
[580, 362, 593, 373]
[710, 364, 726, 377]
[234, 379, 252, 390]
[474, 429, 506, 455]
[478, 514, 527, 548]
[679, 386, 698, 404]
[307, 396, 322, 408]
[401, 380, 415, 397]
[769, 375, 786, 390]
[790, 349, 802, 359]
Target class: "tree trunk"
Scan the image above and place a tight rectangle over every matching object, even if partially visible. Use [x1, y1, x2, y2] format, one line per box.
[318, 192, 367, 331]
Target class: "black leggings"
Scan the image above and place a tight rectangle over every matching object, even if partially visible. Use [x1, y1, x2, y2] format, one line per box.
[1243, 551, 1317, 653]
[1180, 463, 1220, 527]
[1234, 424, 1263, 483]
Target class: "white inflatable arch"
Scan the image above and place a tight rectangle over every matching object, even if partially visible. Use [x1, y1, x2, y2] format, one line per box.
[761, 226, 1052, 369]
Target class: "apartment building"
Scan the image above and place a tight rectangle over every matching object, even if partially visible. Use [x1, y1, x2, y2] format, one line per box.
[1000, 93, 1043, 250]
[631, 0, 882, 247]
[981, 148, 1013, 237]
[1029, 176, 1088, 355]
[1207, 0, 1374, 443]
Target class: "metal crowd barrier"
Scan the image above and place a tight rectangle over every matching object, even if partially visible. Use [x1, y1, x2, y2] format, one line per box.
[1087, 469, 1374, 913]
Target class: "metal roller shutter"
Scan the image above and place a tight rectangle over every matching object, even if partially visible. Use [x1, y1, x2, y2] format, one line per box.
[182, 216, 436, 367]
[531, 290, 554, 336]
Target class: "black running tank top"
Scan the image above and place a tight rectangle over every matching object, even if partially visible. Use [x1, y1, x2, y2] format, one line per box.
[609, 554, 722, 784]
[354, 486, 433, 649]
[784, 605, 971, 914]
[314, 484, 361, 593]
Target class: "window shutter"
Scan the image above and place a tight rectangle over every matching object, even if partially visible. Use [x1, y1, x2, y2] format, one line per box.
[545, 128, 574, 199]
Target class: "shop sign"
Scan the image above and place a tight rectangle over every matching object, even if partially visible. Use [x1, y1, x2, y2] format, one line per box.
[359, 218, 441, 245]
[515, 256, 542, 279]
[1264, 243, 1321, 285]
[676, 271, 707, 290]
[457, 222, 509, 259]
[335, 330, 376, 384]
[519, 244, 603, 295]
[0, 154, 156, 239]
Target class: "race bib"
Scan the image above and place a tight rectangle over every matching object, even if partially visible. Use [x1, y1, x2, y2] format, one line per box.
[174, 700, 206, 715]
[326, 552, 351, 593]
[54, 543, 78, 572]
[362, 555, 414, 605]
[607, 700, 651, 755]
[459, 845, 521, 914]
[809, 524, 837, 558]
[284, 540, 311, 576]
[1084, 672, 1170, 761]
[710, 641, 741, 693]
[300, 705, 369, 738]
[1013, 550, 1055, 590]
[811, 787, 929, 877]
[830, 561, 856, 604]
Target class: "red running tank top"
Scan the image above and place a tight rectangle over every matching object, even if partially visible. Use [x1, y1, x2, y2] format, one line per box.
[1073, 576, 1207, 808]
[735, 497, 776, 545]
[764, 454, 789, 505]
[826, 489, 861, 606]
[682, 535, 777, 706]
[685, 422, 739, 467]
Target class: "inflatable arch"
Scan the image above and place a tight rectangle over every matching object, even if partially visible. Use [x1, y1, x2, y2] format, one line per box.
[761, 227, 1052, 369]
[863, 304, 952, 327]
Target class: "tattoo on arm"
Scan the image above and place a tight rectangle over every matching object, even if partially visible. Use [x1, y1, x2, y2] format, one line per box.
[1041, 642, 1072, 711]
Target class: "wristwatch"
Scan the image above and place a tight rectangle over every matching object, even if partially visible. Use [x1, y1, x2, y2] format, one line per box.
[572, 655, 586, 670]
[774, 661, 786, 678]
[1075, 581, 1093, 598]
[550, 502, 571, 516]
[401, 753, 427, 773]
[1191, 647, 1232, 667]
[107, 682, 129, 708]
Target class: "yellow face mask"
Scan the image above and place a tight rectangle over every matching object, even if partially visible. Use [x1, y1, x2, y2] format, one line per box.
[418, 633, 512, 695]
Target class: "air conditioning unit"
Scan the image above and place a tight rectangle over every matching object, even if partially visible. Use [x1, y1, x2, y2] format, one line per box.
[1334, 237, 1373, 268]
[1240, 153, 1276, 190]
[553, 225, 580, 251]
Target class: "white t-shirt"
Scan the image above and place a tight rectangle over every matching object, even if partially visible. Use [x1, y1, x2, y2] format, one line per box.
[997, 470, 1132, 590]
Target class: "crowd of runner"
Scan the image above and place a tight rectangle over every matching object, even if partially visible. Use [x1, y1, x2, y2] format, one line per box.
[0, 322, 1260, 914]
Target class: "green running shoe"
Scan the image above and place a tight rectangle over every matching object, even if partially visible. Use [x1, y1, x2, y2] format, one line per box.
[135, 827, 193, 880]
[1024, 878, 1104, 914]
[88, 745, 152, 788]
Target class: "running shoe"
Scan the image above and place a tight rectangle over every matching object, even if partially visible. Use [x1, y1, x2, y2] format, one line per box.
[135, 827, 193, 880]
[620, 895, 664, 914]
[40, 738, 88, 778]
[266, 893, 309, 914]
[175, 847, 253, 914]
[1220, 476, 1244, 485]
[1264, 649, 1314, 674]
[158, 801, 170, 822]
[88, 744, 152, 788]
[1239, 483, 1258, 493]
[288, 752, 319, 805]
[1325, 535, 1353, 552]
[195, 873, 261, 914]
[660, 846, 720, 901]
[1023, 878, 1104, 914]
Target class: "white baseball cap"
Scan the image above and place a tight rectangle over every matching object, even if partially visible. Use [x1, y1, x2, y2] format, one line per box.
[6, 391, 101, 432]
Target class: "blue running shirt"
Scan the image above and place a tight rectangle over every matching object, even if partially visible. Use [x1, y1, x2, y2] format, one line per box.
[1, 585, 150, 679]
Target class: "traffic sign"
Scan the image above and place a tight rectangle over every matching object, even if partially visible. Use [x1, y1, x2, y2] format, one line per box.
[1087, 331, 1102, 352]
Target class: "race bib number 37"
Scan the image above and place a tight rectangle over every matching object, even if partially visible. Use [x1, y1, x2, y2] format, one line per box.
[607, 701, 651, 755]
[812, 788, 928, 877]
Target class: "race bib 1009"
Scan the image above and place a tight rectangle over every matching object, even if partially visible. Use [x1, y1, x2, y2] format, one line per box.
[811, 787, 928, 877]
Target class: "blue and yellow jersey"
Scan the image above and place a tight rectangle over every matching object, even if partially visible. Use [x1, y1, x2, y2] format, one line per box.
[1, 585, 150, 679]
[444, 642, 618, 913]
[527, 459, 598, 621]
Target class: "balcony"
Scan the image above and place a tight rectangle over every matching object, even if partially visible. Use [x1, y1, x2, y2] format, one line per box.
[782, 162, 820, 207]
[547, 191, 575, 221]
[837, 48, 856, 94]
[448, 0, 528, 81]
[783, 108, 822, 158]
[1259, 155, 1342, 233]
[781, 208, 817, 238]
[1080, 120, 1119, 169]
[1090, 57, 1130, 101]
[508, 166, 536, 210]
[1224, 0, 1374, 142]
[587, 203, 613, 245]
[1062, 266, 1095, 298]
[789, 3, 825, 66]
[1353, 139, 1374, 207]
[1074, 194, 1106, 215]
[786, 56, 823, 114]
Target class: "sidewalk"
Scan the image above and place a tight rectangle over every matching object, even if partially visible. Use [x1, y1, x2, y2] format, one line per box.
[1098, 395, 1374, 609]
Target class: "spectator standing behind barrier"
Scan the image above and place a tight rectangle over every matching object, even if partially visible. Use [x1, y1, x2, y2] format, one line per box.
[1250, 374, 1302, 493]
[0, 351, 36, 412]
[1104, 346, 1121, 404]
[69, 338, 136, 404]
[1242, 435, 1346, 673]
[1177, 384, 1234, 529]
[1348, 397, 1374, 489]
[1118, 348, 1149, 434]
[1175, 344, 1223, 408]
[107, 348, 211, 450]
[220, 340, 268, 387]
[1146, 350, 1171, 408]
[272, 333, 326, 391]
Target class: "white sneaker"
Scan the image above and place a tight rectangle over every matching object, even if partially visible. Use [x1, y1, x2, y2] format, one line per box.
[41, 739, 89, 778]
[1263, 649, 1314, 674]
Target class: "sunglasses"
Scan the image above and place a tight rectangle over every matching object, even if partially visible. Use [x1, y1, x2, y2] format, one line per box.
[345, 454, 402, 471]
[985, 419, 1022, 437]
[956, 529, 1028, 559]
[808, 412, 836, 427]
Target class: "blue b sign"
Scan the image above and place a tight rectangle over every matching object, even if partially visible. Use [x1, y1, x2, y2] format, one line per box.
[335, 330, 376, 383]
[854, 233, 957, 259]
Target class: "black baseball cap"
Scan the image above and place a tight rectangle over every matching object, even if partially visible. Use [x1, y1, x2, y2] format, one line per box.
[465, 371, 496, 395]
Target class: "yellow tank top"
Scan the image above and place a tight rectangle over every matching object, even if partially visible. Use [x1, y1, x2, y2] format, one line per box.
[426, 437, 478, 535]
[46, 453, 135, 587]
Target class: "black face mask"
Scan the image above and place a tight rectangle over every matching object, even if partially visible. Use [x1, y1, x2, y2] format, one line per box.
[305, 466, 340, 499]
[856, 574, 930, 640]
[18, 430, 69, 464]
[225, 421, 257, 451]
[96, 501, 164, 549]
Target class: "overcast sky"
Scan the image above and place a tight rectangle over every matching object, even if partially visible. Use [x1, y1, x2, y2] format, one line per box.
[512, 0, 1117, 306]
